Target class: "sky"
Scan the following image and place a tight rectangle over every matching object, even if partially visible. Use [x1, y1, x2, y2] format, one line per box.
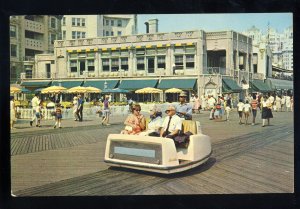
[137, 13, 292, 34]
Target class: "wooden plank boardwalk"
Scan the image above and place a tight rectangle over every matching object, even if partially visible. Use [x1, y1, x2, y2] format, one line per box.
[11, 111, 294, 196]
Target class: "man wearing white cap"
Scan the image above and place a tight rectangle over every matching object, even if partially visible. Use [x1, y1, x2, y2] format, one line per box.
[176, 91, 192, 120]
[160, 105, 182, 140]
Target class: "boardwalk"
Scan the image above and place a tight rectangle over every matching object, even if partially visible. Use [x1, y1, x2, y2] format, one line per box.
[11, 110, 294, 196]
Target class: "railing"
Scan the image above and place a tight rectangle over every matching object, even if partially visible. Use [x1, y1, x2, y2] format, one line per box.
[203, 67, 229, 75]
[16, 103, 178, 120]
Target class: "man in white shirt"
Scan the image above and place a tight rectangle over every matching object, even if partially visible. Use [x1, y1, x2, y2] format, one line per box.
[30, 93, 40, 127]
[160, 105, 182, 140]
[207, 95, 216, 120]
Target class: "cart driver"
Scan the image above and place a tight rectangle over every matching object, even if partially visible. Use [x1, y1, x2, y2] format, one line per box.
[176, 91, 192, 120]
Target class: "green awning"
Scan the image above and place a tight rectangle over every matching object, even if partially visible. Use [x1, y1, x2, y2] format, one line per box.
[82, 80, 119, 89]
[250, 79, 272, 93]
[118, 79, 158, 90]
[222, 78, 242, 93]
[266, 78, 293, 90]
[157, 79, 196, 90]
[52, 80, 83, 88]
[20, 81, 51, 87]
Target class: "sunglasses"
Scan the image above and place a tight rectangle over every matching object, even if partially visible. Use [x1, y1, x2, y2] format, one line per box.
[133, 109, 141, 112]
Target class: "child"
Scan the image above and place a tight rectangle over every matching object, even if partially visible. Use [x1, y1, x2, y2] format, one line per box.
[54, 103, 63, 128]
[35, 101, 43, 127]
[237, 99, 244, 125]
[243, 100, 251, 125]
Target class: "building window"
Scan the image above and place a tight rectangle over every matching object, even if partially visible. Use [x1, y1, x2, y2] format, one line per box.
[72, 18, 76, 26]
[87, 60, 94, 72]
[82, 32, 86, 38]
[106, 31, 109, 36]
[82, 18, 85, 26]
[137, 57, 145, 70]
[111, 58, 119, 72]
[175, 55, 184, 69]
[62, 30, 66, 39]
[72, 31, 76, 39]
[186, 55, 194, 69]
[10, 44, 17, 57]
[46, 63, 51, 78]
[62, 17, 66, 26]
[10, 25, 16, 37]
[106, 19, 109, 26]
[117, 20, 122, 27]
[70, 60, 77, 73]
[157, 56, 165, 69]
[102, 59, 110, 71]
[50, 18, 56, 28]
[121, 58, 128, 71]
[50, 33, 56, 44]
[111, 20, 114, 26]
[77, 18, 81, 26]
[77, 31, 81, 39]
[111, 31, 114, 36]
[118, 31, 122, 36]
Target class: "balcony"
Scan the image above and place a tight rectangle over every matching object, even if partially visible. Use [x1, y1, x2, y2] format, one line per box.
[25, 19, 44, 33]
[203, 67, 229, 75]
[25, 38, 44, 51]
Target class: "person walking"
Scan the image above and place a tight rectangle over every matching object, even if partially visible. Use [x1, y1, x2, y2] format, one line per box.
[243, 100, 251, 125]
[237, 99, 244, 124]
[54, 103, 63, 128]
[291, 95, 294, 112]
[281, 94, 286, 112]
[10, 96, 17, 129]
[201, 94, 207, 111]
[35, 101, 43, 127]
[30, 93, 40, 127]
[207, 95, 216, 120]
[193, 95, 201, 114]
[102, 96, 111, 126]
[76, 95, 84, 121]
[285, 94, 291, 112]
[73, 96, 79, 121]
[250, 95, 258, 125]
[225, 96, 232, 121]
[261, 96, 273, 127]
[275, 95, 281, 112]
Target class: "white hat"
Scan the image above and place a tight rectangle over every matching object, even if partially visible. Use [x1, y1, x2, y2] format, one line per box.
[179, 92, 187, 97]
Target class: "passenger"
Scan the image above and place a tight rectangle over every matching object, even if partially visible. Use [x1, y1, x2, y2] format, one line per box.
[176, 91, 192, 120]
[121, 104, 146, 135]
[140, 105, 163, 137]
[160, 105, 182, 141]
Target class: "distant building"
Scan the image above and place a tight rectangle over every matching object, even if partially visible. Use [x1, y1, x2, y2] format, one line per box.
[61, 15, 137, 40]
[21, 30, 255, 102]
[10, 15, 62, 83]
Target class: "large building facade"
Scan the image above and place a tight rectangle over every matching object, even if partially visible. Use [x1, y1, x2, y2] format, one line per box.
[22, 30, 254, 101]
[61, 15, 137, 40]
[10, 15, 62, 83]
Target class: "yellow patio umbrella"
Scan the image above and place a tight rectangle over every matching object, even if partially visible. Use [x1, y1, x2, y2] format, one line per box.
[85, 86, 102, 93]
[135, 87, 162, 94]
[165, 88, 183, 93]
[67, 86, 88, 94]
[10, 86, 21, 94]
[41, 86, 67, 94]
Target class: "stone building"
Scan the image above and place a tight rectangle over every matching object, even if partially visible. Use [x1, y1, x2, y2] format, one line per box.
[21, 30, 254, 101]
[10, 15, 62, 83]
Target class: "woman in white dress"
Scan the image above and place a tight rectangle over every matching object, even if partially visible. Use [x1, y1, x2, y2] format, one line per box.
[275, 95, 282, 112]
[73, 96, 79, 121]
[285, 95, 291, 112]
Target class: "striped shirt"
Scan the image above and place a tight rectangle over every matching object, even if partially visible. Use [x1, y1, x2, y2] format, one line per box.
[251, 100, 258, 110]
